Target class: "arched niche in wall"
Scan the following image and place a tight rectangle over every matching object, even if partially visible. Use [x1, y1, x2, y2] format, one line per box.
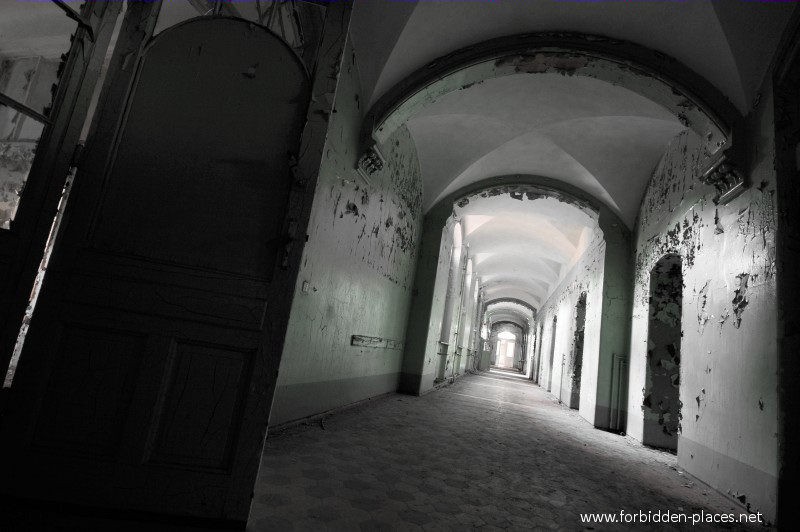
[642, 253, 683, 451]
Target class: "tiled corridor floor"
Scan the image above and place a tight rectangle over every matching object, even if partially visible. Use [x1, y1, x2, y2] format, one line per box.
[248, 372, 768, 531]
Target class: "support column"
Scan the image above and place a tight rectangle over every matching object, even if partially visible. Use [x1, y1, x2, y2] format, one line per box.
[439, 243, 463, 382]
[593, 217, 633, 430]
[400, 207, 455, 394]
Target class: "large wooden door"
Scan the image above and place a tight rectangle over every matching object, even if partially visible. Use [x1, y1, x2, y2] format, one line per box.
[0, 16, 309, 524]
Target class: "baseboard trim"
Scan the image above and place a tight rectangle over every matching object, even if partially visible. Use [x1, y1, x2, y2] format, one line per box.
[269, 390, 398, 434]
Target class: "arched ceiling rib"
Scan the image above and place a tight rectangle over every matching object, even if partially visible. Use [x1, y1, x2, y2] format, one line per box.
[488, 314, 528, 330]
[485, 301, 534, 329]
[407, 74, 689, 226]
[351, 0, 793, 114]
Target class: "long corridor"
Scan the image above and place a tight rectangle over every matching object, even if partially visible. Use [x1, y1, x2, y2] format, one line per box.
[248, 372, 766, 531]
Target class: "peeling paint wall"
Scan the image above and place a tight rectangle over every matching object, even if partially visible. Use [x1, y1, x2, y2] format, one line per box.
[642, 254, 682, 450]
[271, 36, 423, 426]
[568, 293, 587, 408]
[536, 227, 605, 419]
[627, 92, 778, 520]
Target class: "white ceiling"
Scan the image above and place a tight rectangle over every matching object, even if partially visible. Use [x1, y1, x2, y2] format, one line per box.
[486, 300, 534, 329]
[407, 74, 687, 225]
[3, 1, 792, 315]
[350, 1, 792, 311]
[456, 195, 598, 310]
[351, 0, 793, 114]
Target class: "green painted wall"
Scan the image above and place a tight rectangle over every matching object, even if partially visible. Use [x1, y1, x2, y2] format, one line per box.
[271, 36, 423, 426]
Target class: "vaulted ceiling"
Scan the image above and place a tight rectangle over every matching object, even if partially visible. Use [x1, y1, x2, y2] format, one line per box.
[485, 300, 535, 330]
[2, 0, 792, 315]
[408, 74, 686, 226]
[349, 0, 792, 312]
[455, 194, 598, 310]
[350, 0, 793, 114]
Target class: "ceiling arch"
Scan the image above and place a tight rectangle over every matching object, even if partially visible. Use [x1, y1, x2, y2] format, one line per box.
[351, 0, 792, 114]
[348, 1, 792, 325]
[358, 31, 745, 226]
[485, 300, 535, 329]
[362, 34, 739, 155]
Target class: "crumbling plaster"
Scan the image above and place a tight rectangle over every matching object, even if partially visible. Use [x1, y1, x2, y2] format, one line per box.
[536, 228, 605, 419]
[642, 254, 682, 450]
[351, 1, 793, 114]
[627, 90, 779, 521]
[271, 36, 423, 426]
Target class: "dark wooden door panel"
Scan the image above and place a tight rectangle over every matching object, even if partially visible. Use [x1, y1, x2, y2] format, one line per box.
[145, 339, 255, 471]
[0, 16, 310, 523]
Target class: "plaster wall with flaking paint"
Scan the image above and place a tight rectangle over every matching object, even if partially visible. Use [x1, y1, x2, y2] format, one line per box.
[627, 88, 778, 521]
[271, 37, 423, 426]
[536, 226, 605, 419]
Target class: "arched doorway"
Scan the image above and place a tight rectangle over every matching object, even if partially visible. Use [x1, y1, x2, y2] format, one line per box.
[642, 254, 682, 450]
[565, 292, 587, 409]
[491, 327, 522, 371]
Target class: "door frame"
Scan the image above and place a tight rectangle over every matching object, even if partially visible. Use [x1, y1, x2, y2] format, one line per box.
[0, 0, 123, 385]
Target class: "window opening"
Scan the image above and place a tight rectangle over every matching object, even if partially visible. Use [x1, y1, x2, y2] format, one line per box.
[1, 0, 78, 229]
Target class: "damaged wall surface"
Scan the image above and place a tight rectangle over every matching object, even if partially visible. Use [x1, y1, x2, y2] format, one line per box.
[270, 36, 423, 426]
[627, 94, 779, 520]
[642, 254, 682, 450]
[536, 225, 605, 419]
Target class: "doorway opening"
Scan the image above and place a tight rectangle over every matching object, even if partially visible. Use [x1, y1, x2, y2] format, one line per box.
[493, 330, 518, 370]
[568, 292, 587, 409]
[546, 315, 557, 392]
[643, 254, 682, 451]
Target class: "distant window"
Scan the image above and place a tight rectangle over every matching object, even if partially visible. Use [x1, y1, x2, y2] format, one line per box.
[1, 0, 77, 229]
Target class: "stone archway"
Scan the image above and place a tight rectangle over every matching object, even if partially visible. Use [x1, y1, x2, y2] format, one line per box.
[400, 174, 632, 430]
[361, 33, 742, 161]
